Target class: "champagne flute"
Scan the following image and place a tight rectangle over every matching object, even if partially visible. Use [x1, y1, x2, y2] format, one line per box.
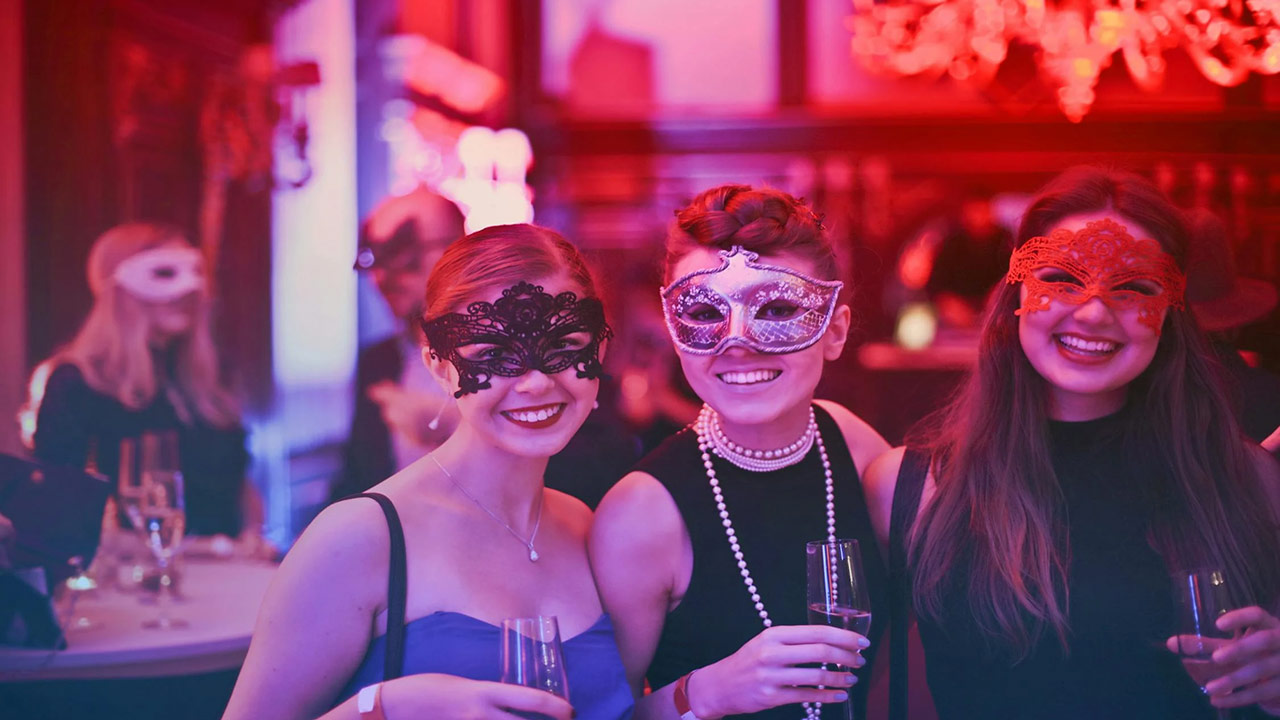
[1173, 568, 1234, 720]
[114, 437, 149, 590]
[807, 539, 871, 720]
[140, 431, 187, 629]
[501, 615, 570, 718]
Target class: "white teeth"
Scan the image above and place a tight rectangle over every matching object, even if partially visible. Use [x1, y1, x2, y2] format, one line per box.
[718, 369, 781, 385]
[1057, 335, 1118, 354]
[505, 405, 563, 422]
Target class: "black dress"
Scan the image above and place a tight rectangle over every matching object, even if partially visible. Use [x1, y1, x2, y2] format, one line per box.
[32, 363, 249, 537]
[637, 405, 888, 720]
[916, 411, 1222, 719]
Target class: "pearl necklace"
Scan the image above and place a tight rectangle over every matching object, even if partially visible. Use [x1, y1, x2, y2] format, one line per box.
[430, 455, 543, 561]
[695, 404, 836, 720]
[708, 408, 817, 471]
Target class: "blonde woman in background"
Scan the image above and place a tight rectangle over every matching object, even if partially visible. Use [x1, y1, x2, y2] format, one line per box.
[20, 222, 263, 546]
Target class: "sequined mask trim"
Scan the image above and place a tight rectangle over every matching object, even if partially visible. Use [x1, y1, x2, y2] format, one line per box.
[1006, 218, 1185, 333]
[661, 246, 843, 355]
[421, 281, 612, 397]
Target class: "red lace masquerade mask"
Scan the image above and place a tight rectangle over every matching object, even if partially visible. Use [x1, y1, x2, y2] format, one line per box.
[1006, 219, 1185, 332]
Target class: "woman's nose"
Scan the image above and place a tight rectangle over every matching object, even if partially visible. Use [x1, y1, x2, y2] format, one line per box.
[1071, 295, 1115, 324]
[513, 368, 555, 394]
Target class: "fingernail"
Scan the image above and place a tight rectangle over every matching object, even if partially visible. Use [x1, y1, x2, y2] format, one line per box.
[834, 692, 848, 701]
[845, 673, 857, 686]
[857, 638, 870, 648]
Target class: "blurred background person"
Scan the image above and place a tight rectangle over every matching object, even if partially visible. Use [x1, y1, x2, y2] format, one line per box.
[1184, 207, 1280, 444]
[925, 188, 1013, 330]
[331, 186, 465, 503]
[19, 222, 259, 544]
[611, 265, 701, 455]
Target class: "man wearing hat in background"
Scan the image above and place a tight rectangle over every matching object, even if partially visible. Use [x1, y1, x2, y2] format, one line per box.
[329, 186, 465, 503]
[1185, 208, 1280, 445]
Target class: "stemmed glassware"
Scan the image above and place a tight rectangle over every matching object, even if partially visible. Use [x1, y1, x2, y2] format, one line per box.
[112, 437, 150, 590]
[57, 555, 98, 631]
[1173, 568, 1235, 720]
[139, 431, 187, 629]
[807, 539, 872, 720]
[501, 615, 570, 718]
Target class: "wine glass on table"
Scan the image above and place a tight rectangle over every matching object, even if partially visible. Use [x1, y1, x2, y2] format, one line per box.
[807, 539, 871, 720]
[113, 437, 149, 589]
[501, 615, 570, 718]
[139, 431, 187, 629]
[57, 555, 99, 631]
[1173, 568, 1236, 720]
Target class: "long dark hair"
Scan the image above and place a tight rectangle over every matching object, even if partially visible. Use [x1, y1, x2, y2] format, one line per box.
[910, 166, 1280, 658]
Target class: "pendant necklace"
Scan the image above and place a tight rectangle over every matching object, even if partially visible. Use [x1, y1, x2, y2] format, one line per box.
[696, 404, 836, 720]
[430, 454, 542, 562]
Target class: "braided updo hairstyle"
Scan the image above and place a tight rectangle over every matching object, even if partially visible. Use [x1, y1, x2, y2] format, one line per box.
[662, 184, 839, 286]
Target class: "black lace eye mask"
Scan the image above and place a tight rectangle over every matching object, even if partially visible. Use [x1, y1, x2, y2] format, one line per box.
[420, 281, 613, 397]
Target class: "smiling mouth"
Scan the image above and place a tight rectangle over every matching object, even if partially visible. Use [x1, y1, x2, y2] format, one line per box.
[500, 403, 566, 428]
[1055, 333, 1121, 357]
[716, 369, 782, 386]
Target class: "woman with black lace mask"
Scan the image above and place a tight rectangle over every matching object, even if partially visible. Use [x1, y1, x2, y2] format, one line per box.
[224, 224, 633, 720]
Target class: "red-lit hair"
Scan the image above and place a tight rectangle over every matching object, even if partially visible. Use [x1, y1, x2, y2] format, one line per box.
[663, 184, 839, 288]
[422, 223, 601, 326]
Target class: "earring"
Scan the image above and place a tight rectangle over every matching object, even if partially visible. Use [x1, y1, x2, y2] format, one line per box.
[427, 401, 446, 430]
[593, 400, 600, 410]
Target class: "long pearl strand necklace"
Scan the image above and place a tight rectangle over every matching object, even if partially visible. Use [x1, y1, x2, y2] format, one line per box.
[695, 404, 836, 720]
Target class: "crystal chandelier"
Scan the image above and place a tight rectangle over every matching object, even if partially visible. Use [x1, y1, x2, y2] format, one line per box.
[849, 0, 1280, 121]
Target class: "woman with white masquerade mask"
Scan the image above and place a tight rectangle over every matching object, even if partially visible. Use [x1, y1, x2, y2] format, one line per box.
[864, 167, 1280, 719]
[21, 222, 258, 541]
[225, 224, 633, 720]
[590, 185, 891, 720]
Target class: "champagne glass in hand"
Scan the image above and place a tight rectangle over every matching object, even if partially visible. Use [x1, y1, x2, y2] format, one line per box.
[1173, 568, 1234, 720]
[502, 616, 570, 718]
[140, 431, 187, 629]
[807, 539, 871, 720]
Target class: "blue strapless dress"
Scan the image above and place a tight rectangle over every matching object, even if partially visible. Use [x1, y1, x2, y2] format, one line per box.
[336, 611, 633, 720]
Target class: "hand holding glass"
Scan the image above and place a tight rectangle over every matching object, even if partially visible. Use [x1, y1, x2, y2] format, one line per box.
[807, 539, 871, 720]
[1173, 568, 1235, 720]
[501, 615, 569, 718]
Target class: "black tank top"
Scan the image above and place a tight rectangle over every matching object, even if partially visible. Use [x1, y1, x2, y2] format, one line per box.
[637, 404, 888, 720]
[916, 410, 1225, 719]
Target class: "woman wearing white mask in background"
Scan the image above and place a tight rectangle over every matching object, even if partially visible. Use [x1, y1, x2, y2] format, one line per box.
[21, 222, 261, 547]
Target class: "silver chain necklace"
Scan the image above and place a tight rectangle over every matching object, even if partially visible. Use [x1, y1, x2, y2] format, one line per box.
[696, 404, 836, 720]
[430, 455, 543, 561]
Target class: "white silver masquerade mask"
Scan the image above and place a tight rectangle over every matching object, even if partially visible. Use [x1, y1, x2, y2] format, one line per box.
[113, 247, 206, 302]
[660, 246, 843, 355]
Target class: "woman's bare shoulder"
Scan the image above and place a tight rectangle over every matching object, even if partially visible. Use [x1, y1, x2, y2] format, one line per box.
[813, 399, 891, 473]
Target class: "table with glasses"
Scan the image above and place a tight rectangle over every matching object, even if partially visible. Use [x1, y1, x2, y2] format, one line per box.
[1, 556, 275, 680]
[0, 555, 276, 719]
